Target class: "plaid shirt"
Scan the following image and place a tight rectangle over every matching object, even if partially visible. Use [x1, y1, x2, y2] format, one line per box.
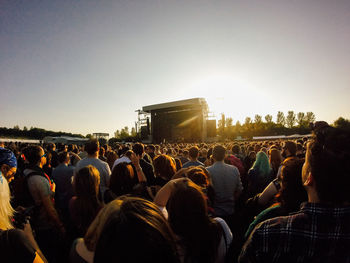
[239, 202, 350, 263]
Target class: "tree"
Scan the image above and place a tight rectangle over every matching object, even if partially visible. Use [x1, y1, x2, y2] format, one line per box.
[86, 134, 93, 139]
[296, 112, 306, 127]
[119, 126, 129, 140]
[244, 117, 252, 126]
[114, 130, 120, 138]
[305, 112, 316, 124]
[23, 126, 28, 131]
[254, 114, 262, 124]
[276, 111, 285, 126]
[286, 111, 296, 128]
[265, 114, 273, 124]
[333, 117, 350, 129]
[131, 127, 137, 137]
[13, 125, 20, 130]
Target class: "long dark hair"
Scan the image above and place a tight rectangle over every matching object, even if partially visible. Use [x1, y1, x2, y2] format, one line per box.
[94, 197, 179, 263]
[167, 179, 222, 263]
[73, 165, 102, 235]
[275, 158, 307, 212]
[109, 162, 137, 197]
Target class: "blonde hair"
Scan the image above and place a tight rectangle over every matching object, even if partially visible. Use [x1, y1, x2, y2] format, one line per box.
[84, 198, 123, 251]
[0, 175, 14, 230]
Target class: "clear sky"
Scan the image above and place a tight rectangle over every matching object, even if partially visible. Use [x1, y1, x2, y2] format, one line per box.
[1, 0, 350, 137]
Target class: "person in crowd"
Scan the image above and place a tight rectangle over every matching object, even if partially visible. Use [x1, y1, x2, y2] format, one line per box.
[70, 199, 125, 263]
[75, 139, 111, 198]
[105, 150, 117, 171]
[246, 151, 273, 197]
[244, 158, 307, 239]
[94, 197, 179, 263]
[132, 143, 155, 185]
[52, 151, 74, 226]
[268, 148, 282, 178]
[198, 148, 208, 163]
[153, 154, 177, 189]
[69, 165, 102, 237]
[154, 178, 232, 263]
[281, 140, 297, 160]
[225, 145, 245, 176]
[22, 145, 65, 263]
[179, 149, 190, 166]
[98, 147, 107, 162]
[42, 151, 53, 178]
[113, 146, 132, 169]
[182, 146, 204, 168]
[239, 125, 350, 262]
[104, 152, 151, 203]
[0, 172, 48, 263]
[204, 147, 214, 167]
[46, 143, 59, 168]
[207, 145, 243, 230]
[243, 150, 255, 171]
[145, 144, 156, 160]
[0, 146, 17, 182]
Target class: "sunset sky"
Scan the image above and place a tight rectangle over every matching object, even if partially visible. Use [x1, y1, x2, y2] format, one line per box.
[1, 0, 350, 136]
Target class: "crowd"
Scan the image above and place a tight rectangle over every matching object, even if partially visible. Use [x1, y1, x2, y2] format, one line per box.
[0, 121, 349, 262]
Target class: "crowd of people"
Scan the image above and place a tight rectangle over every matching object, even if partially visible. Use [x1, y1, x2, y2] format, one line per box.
[0, 121, 349, 262]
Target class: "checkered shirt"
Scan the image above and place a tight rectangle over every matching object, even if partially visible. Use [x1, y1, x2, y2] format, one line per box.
[239, 202, 350, 263]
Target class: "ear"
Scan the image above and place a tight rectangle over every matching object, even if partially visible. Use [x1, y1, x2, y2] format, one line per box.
[304, 171, 314, 187]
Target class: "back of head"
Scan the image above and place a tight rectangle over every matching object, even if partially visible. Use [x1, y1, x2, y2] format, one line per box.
[58, 151, 69, 164]
[212, 145, 226, 162]
[231, 144, 240, 155]
[153, 154, 176, 180]
[85, 139, 99, 156]
[23, 145, 42, 166]
[110, 162, 137, 196]
[277, 158, 307, 212]
[94, 197, 178, 263]
[188, 146, 199, 159]
[74, 165, 100, 199]
[283, 141, 297, 157]
[167, 179, 221, 263]
[309, 126, 350, 204]
[253, 151, 271, 175]
[132, 143, 144, 156]
[187, 167, 210, 188]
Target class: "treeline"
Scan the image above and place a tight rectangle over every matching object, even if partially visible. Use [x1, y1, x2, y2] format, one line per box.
[217, 111, 350, 140]
[0, 126, 85, 140]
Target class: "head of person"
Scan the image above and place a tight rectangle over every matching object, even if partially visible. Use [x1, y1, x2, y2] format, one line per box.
[282, 141, 297, 158]
[252, 151, 271, 176]
[85, 139, 99, 156]
[58, 151, 70, 165]
[146, 144, 155, 154]
[22, 145, 46, 168]
[302, 126, 350, 204]
[0, 148, 17, 182]
[186, 167, 210, 188]
[94, 197, 179, 263]
[132, 143, 144, 157]
[167, 179, 221, 263]
[99, 147, 105, 157]
[110, 162, 137, 197]
[188, 146, 199, 161]
[231, 144, 240, 155]
[106, 150, 118, 169]
[183, 150, 189, 158]
[269, 149, 282, 169]
[212, 145, 226, 162]
[276, 158, 307, 212]
[153, 155, 176, 181]
[73, 165, 100, 199]
[0, 174, 14, 229]
[47, 142, 56, 152]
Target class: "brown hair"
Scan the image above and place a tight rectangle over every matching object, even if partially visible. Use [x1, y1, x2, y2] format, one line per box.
[153, 154, 176, 181]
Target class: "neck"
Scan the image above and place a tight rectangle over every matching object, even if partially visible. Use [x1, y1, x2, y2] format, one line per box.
[89, 153, 98, 158]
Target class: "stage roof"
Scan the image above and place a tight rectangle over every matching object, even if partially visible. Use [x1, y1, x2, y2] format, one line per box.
[142, 98, 207, 112]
